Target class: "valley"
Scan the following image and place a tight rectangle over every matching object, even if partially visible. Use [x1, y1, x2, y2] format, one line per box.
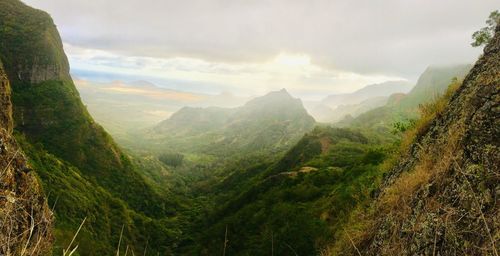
[0, 1, 498, 255]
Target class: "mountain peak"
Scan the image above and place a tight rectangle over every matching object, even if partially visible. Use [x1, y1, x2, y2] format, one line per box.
[249, 88, 294, 102]
[279, 88, 289, 94]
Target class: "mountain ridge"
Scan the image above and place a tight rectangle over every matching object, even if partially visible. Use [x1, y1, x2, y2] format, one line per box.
[0, 1, 180, 254]
[0, 59, 52, 255]
[330, 23, 500, 256]
[307, 80, 413, 122]
[151, 89, 316, 155]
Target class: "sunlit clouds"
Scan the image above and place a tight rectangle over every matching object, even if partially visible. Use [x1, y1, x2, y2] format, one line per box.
[67, 44, 403, 99]
[22, 0, 497, 99]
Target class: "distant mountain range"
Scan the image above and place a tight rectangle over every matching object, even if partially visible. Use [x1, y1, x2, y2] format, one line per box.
[78, 69, 472, 138]
[75, 79, 250, 137]
[305, 80, 413, 122]
[340, 64, 472, 129]
[148, 89, 316, 155]
[2, 0, 496, 255]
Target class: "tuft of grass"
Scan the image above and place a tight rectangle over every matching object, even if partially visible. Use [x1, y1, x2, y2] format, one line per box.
[399, 78, 462, 153]
[323, 78, 464, 255]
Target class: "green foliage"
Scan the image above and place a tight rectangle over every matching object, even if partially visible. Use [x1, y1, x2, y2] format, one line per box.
[391, 119, 417, 134]
[0, 1, 185, 254]
[0, 0, 68, 84]
[190, 126, 393, 255]
[1, 2, 483, 255]
[143, 89, 316, 157]
[159, 152, 185, 167]
[344, 65, 471, 131]
[16, 134, 181, 255]
[471, 10, 499, 47]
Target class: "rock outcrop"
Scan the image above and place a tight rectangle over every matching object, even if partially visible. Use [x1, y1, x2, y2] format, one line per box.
[360, 25, 499, 255]
[0, 61, 12, 133]
[0, 61, 52, 255]
[0, 0, 70, 84]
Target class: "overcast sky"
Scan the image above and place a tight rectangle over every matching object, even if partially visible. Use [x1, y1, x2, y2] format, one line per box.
[23, 0, 498, 99]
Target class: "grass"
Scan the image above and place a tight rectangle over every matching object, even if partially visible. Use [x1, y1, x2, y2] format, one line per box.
[324, 78, 464, 255]
[0, 122, 53, 256]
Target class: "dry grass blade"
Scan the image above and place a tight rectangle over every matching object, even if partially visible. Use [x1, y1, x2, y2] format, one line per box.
[344, 228, 362, 256]
[0, 149, 19, 178]
[222, 225, 228, 256]
[20, 209, 35, 256]
[68, 245, 79, 256]
[453, 160, 498, 256]
[116, 224, 124, 256]
[63, 217, 87, 256]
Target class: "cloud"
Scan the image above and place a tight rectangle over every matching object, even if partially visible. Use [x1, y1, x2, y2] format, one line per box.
[66, 43, 404, 99]
[22, 0, 498, 98]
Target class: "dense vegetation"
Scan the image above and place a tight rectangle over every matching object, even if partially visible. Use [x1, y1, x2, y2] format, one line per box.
[190, 127, 394, 255]
[339, 64, 471, 131]
[1, 1, 496, 255]
[0, 1, 183, 254]
[143, 89, 316, 156]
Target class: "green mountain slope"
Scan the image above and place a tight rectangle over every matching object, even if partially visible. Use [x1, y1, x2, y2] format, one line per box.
[192, 126, 394, 255]
[307, 81, 413, 122]
[0, 59, 52, 255]
[149, 89, 316, 156]
[155, 106, 235, 137]
[179, 65, 476, 255]
[341, 64, 472, 130]
[330, 24, 500, 256]
[321, 81, 413, 108]
[0, 1, 179, 254]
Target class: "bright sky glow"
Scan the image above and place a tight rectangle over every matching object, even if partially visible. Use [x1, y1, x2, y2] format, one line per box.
[21, 0, 497, 99]
[67, 44, 404, 100]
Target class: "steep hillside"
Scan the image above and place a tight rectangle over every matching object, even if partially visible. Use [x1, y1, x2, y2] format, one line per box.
[150, 89, 316, 155]
[75, 79, 249, 139]
[308, 81, 413, 122]
[326, 96, 389, 123]
[321, 81, 413, 108]
[330, 25, 499, 255]
[0, 0, 166, 215]
[155, 106, 235, 137]
[399, 64, 472, 109]
[0, 1, 180, 254]
[0, 60, 52, 255]
[341, 64, 471, 130]
[193, 126, 393, 255]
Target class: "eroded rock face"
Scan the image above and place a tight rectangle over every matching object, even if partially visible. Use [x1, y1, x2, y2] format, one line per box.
[22, 57, 70, 84]
[0, 62, 52, 255]
[363, 25, 499, 255]
[0, 0, 70, 86]
[0, 63, 12, 133]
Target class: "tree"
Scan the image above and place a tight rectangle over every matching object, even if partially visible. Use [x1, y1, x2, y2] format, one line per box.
[471, 10, 499, 47]
[158, 153, 184, 167]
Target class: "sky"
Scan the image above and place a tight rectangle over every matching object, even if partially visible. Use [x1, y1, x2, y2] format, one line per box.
[23, 0, 498, 100]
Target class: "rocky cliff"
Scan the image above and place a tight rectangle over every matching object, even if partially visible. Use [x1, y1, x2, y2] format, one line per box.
[0, 61, 52, 255]
[0, 0, 69, 84]
[0, 61, 12, 132]
[0, 0, 169, 217]
[0, 1, 180, 254]
[355, 25, 499, 255]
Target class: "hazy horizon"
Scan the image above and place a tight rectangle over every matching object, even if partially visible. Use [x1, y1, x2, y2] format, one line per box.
[23, 0, 497, 100]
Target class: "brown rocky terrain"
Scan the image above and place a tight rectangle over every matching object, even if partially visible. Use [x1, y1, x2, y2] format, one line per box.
[0, 61, 52, 255]
[358, 24, 499, 255]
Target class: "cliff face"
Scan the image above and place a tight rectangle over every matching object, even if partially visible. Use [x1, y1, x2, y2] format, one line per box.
[360, 25, 499, 255]
[0, 62, 12, 133]
[0, 1, 179, 254]
[0, 0, 169, 217]
[0, 61, 52, 255]
[0, 0, 69, 84]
